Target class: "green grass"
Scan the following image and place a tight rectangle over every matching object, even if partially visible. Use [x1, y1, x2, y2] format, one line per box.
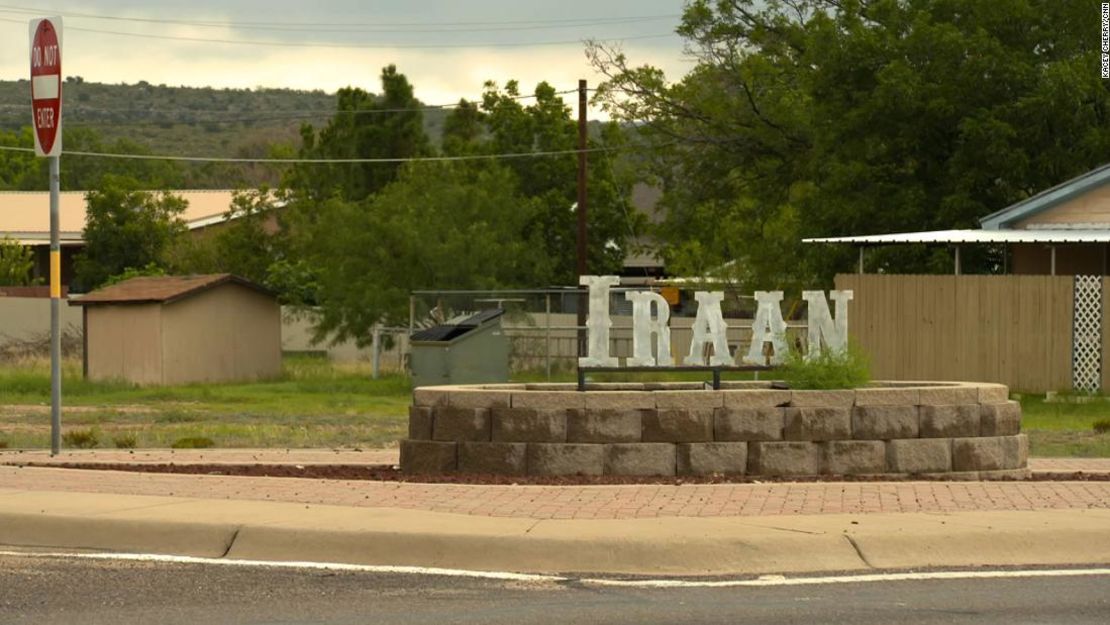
[2, 355, 1108, 457]
[0, 355, 410, 450]
[1018, 395, 1110, 458]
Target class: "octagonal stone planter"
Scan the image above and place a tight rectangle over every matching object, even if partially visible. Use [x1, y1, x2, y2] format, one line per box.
[400, 381, 1028, 480]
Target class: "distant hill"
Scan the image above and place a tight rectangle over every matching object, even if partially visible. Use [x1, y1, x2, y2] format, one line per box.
[0, 78, 451, 161]
[0, 79, 618, 190]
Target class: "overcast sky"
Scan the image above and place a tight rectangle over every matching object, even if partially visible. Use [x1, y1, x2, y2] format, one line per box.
[2, 1, 692, 113]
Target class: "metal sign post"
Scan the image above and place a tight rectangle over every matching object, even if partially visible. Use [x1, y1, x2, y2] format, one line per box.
[30, 16, 63, 454]
[48, 155, 60, 454]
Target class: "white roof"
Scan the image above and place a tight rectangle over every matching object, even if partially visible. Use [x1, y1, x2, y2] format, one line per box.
[6, 233, 84, 247]
[803, 229, 1110, 245]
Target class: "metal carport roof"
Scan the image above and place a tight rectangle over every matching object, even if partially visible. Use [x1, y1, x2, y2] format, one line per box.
[803, 229, 1110, 245]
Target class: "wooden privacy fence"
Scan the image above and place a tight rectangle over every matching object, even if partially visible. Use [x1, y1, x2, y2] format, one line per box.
[834, 274, 1108, 393]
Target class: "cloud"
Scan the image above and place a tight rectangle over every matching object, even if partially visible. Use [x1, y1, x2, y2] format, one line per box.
[0, 1, 693, 117]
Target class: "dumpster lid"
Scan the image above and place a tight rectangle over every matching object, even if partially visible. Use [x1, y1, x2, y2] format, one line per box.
[411, 325, 470, 342]
[460, 308, 505, 326]
[411, 308, 505, 342]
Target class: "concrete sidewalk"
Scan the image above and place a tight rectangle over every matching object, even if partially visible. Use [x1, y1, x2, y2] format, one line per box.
[1, 452, 1109, 574]
[1, 484, 1108, 575]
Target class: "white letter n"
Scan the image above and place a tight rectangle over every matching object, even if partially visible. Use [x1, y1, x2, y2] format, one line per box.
[802, 290, 853, 359]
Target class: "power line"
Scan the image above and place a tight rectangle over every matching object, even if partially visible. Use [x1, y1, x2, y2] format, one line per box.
[0, 143, 623, 163]
[0, 88, 582, 120]
[0, 16, 678, 49]
[0, 6, 676, 34]
[0, 5, 679, 30]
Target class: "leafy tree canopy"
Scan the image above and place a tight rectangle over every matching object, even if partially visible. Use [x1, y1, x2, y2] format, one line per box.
[300, 161, 551, 344]
[278, 67, 641, 343]
[167, 187, 284, 286]
[590, 0, 1110, 286]
[74, 175, 187, 290]
[0, 236, 36, 286]
[452, 80, 641, 283]
[0, 126, 183, 191]
[287, 65, 431, 202]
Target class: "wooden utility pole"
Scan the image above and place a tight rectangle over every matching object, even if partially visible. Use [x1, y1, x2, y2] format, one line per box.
[576, 79, 588, 357]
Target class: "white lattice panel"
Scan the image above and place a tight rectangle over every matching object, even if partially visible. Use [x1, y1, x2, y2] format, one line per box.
[1073, 275, 1102, 393]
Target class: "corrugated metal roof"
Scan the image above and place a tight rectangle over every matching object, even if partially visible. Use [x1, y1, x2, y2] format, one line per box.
[803, 229, 1110, 244]
[70, 274, 274, 306]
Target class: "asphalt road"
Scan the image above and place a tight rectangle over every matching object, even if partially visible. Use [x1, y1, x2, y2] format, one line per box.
[1, 554, 1108, 625]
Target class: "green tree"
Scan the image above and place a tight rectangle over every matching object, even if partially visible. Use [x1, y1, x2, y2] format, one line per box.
[74, 175, 188, 290]
[0, 128, 37, 190]
[465, 81, 640, 282]
[287, 65, 431, 202]
[277, 72, 640, 344]
[167, 187, 283, 285]
[590, 0, 1110, 286]
[299, 161, 551, 344]
[441, 99, 486, 155]
[2, 127, 184, 191]
[0, 236, 36, 286]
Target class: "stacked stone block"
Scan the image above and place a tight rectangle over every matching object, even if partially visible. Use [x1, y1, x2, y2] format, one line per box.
[400, 382, 1028, 479]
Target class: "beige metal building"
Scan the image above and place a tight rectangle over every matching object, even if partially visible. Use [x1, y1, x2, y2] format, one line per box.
[72, 274, 281, 385]
[0, 189, 263, 289]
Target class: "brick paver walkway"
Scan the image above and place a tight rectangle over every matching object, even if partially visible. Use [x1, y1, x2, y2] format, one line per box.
[1, 465, 1107, 520]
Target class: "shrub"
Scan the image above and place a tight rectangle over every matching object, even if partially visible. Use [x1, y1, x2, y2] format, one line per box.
[171, 436, 214, 449]
[0, 236, 38, 286]
[1094, 419, 1110, 434]
[63, 428, 100, 449]
[0, 439, 8, 449]
[102, 262, 167, 288]
[112, 433, 138, 449]
[780, 344, 871, 390]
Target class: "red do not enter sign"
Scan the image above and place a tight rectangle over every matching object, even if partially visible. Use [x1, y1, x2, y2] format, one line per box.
[30, 17, 62, 157]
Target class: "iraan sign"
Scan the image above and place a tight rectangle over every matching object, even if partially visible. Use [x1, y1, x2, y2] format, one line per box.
[578, 276, 853, 367]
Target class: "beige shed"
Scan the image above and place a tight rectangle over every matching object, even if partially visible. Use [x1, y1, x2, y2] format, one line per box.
[72, 274, 282, 385]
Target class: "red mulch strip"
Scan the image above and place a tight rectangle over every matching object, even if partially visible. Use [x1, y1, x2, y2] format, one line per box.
[9, 462, 1109, 485]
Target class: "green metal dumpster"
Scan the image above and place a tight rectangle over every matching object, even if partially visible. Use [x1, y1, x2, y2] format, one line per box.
[410, 309, 509, 387]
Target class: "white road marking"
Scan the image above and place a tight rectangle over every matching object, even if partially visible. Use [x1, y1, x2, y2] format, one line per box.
[1, 549, 1107, 587]
[581, 568, 1110, 588]
[0, 550, 566, 582]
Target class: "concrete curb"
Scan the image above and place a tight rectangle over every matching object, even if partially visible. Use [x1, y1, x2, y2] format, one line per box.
[1, 489, 1107, 575]
[0, 511, 238, 558]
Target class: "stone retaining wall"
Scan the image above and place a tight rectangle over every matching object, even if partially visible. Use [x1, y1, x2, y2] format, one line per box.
[400, 382, 1029, 479]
